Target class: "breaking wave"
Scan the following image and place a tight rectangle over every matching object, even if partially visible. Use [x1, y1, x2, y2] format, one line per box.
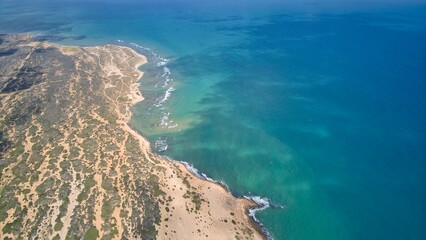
[115, 40, 178, 151]
[170, 159, 277, 239]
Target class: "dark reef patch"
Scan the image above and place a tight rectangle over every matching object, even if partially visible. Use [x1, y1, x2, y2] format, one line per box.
[34, 35, 67, 42]
[72, 35, 86, 40]
[33, 34, 86, 42]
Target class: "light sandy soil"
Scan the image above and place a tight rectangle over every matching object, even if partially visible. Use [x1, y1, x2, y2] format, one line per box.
[0, 35, 265, 240]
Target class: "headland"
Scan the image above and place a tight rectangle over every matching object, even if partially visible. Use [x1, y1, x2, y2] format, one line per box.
[0, 34, 265, 240]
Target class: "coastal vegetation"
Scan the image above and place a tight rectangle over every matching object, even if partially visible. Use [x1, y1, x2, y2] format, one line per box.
[0, 34, 264, 239]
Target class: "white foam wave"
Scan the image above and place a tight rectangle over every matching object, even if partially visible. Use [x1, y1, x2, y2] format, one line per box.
[180, 161, 274, 239]
[181, 161, 204, 178]
[246, 196, 270, 209]
[243, 196, 278, 240]
[158, 112, 177, 129]
[129, 42, 151, 51]
[125, 41, 178, 130]
[157, 58, 169, 66]
[179, 162, 229, 190]
[154, 138, 168, 152]
[159, 154, 274, 239]
[154, 90, 171, 107]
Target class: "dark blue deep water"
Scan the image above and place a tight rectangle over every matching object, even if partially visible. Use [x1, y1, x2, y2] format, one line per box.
[1, 0, 425, 239]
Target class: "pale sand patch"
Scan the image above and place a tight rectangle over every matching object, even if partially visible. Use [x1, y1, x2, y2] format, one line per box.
[59, 167, 82, 240]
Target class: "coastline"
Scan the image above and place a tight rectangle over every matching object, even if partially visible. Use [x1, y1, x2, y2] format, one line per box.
[0, 34, 267, 239]
[121, 44, 269, 240]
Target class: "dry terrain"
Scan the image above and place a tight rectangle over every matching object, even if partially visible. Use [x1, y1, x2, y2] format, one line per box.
[0, 34, 264, 240]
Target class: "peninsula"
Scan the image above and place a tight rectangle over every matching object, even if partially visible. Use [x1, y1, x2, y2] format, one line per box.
[0, 34, 264, 240]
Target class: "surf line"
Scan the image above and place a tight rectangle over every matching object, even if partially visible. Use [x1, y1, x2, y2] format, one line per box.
[117, 39, 279, 240]
[170, 157, 278, 240]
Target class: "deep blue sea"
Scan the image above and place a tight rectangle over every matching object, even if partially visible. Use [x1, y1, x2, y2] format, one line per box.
[1, 0, 425, 239]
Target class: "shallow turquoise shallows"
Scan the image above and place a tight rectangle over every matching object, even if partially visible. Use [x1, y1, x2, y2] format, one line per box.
[1, 0, 426, 239]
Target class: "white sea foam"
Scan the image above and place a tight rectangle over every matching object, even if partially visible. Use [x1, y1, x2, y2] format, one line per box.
[154, 138, 168, 152]
[154, 86, 175, 108]
[244, 196, 270, 224]
[158, 112, 170, 127]
[158, 112, 177, 128]
[157, 58, 169, 66]
[181, 161, 204, 178]
[124, 41, 178, 130]
[180, 161, 230, 191]
[129, 42, 151, 51]
[180, 161, 274, 239]
[244, 196, 282, 240]
[160, 155, 274, 239]
[246, 196, 270, 209]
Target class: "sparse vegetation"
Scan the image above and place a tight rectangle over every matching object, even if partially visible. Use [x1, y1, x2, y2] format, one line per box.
[0, 34, 261, 240]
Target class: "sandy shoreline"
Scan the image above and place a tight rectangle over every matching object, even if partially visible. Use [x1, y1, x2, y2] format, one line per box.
[0, 34, 267, 239]
[122, 45, 267, 239]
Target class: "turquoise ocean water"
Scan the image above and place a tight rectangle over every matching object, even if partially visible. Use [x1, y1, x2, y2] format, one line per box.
[1, 0, 425, 239]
